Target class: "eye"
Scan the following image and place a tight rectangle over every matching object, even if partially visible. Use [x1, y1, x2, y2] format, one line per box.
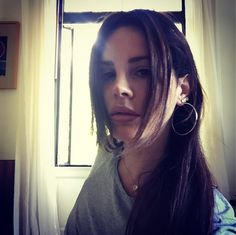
[134, 67, 151, 78]
[101, 70, 116, 82]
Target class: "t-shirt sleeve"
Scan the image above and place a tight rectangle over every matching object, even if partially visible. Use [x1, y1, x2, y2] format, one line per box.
[213, 189, 236, 234]
[64, 197, 80, 235]
[64, 179, 90, 235]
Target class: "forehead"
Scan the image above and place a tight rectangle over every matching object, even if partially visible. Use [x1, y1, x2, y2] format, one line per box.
[102, 26, 149, 60]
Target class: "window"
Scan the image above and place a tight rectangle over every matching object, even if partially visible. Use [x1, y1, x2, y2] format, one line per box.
[55, 0, 185, 166]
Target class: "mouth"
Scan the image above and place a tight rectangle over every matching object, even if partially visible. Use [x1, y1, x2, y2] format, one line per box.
[110, 107, 140, 122]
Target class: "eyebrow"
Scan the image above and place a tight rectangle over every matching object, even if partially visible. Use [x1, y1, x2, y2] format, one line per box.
[101, 56, 150, 66]
[128, 56, 150, 63]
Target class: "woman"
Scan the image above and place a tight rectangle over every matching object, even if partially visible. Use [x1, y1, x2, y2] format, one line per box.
[65, 10, 236, 235]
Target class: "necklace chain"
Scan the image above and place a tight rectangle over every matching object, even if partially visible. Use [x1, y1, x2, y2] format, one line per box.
[121, 158, 139, 192]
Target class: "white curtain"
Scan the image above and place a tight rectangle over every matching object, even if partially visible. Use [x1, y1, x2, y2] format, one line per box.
[185, 0, 229, 198]
[14, 0, 60, 234]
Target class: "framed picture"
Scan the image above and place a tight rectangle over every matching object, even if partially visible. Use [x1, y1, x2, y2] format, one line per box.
[0, 22, 20, 89]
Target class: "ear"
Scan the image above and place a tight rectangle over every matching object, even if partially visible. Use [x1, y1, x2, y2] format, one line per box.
[176, 74, 190, 106]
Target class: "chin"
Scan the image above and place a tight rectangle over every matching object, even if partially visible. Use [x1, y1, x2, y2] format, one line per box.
[113, 128, 137, 143]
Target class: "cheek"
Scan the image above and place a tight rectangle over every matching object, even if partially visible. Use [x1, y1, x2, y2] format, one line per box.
[140, 91, 148, 108]
[103, 85, 111, 108]
[138, 83, 149, 109]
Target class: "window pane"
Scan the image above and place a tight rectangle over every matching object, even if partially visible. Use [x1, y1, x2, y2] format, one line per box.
[70, 24, 100, 165]
[65, 0, 182, 12]
[58, 27, 72, 165]
[175, 23, 182, 32]
[58, 23, 100, 165]
[124, 0, 182, 11]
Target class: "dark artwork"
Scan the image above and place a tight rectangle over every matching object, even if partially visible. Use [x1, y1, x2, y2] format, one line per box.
[0, 36, 8, 76]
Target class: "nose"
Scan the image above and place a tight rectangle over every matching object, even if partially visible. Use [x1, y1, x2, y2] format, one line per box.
[112, 74, 133, 98]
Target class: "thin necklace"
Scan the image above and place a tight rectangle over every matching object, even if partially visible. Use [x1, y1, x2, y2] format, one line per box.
[121, 158, 139, 192]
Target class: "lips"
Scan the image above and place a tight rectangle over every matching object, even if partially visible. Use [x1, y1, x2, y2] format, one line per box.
[110, 107, 140, 122]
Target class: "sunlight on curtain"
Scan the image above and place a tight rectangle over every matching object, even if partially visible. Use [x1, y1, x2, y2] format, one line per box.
[14, 0, 60, 234]
[185, 0, 229, 198]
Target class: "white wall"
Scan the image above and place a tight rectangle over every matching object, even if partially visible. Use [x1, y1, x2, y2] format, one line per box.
[0, 0, 21, 160]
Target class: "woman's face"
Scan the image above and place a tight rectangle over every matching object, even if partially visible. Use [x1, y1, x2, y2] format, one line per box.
[101, 26, 186, 143]
[101, 27, 150, 142]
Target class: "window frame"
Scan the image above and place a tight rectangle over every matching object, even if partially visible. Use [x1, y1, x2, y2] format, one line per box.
[55, 0, 186, 167]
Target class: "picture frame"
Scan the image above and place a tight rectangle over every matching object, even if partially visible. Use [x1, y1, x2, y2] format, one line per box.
[0, 22, 20, 89]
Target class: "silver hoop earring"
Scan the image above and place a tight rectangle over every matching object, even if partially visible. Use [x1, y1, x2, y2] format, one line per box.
[171, 102, 198, 136]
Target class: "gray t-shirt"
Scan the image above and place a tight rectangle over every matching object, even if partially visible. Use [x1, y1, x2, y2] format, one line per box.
[64, 155, 134, 235]
[65, 154, 236, 235]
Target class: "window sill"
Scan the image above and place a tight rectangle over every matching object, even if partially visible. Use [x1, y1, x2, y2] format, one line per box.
[55, 166, 91, 179]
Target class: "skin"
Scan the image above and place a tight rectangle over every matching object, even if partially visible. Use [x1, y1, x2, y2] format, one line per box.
[102, 27, 150, 142]
[101, 26, 189, 196]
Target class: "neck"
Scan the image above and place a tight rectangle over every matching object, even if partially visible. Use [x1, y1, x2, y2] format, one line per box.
[118, 124, 170, 196]
[122, 139, 165, 179]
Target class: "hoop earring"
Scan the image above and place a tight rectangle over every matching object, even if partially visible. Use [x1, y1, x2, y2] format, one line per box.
[171, 101, 198, 136]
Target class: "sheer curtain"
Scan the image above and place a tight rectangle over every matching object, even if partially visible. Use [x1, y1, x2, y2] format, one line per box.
[14, 0, 60, 234]
[185, 0, 229, 197]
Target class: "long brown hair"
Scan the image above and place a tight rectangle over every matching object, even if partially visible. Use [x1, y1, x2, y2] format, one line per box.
[89, 10, 214, 235]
